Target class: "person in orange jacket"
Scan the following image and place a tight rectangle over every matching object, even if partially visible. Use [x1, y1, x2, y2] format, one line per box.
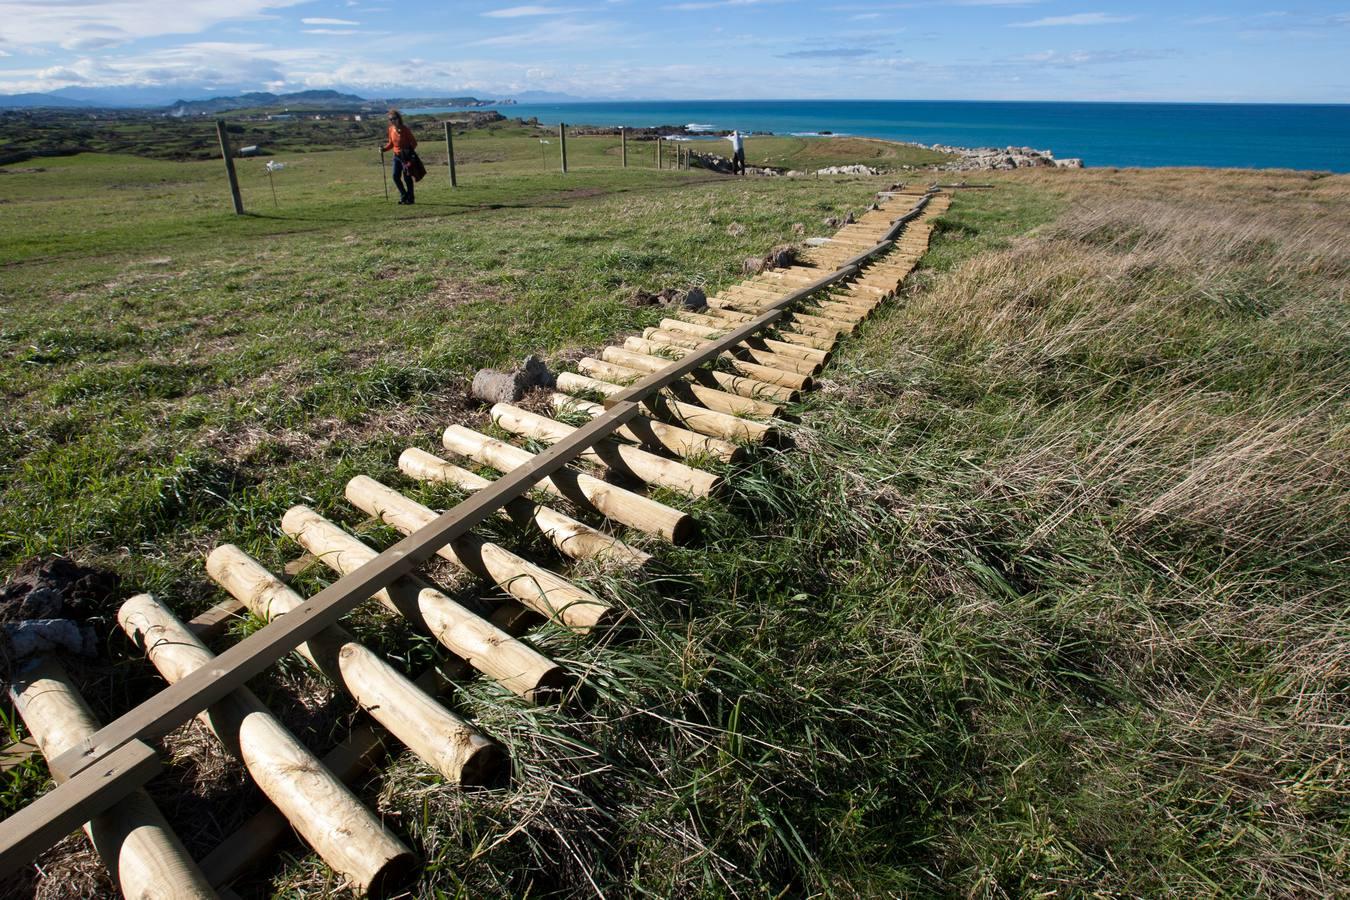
[382, 109, 418, 204]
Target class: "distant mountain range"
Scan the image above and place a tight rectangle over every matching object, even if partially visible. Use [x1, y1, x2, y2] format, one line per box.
[0, 88, 511, 113]
[0, 85, 619, 112]
[166, 89, 367, 114]
[0, 92, 96, 109]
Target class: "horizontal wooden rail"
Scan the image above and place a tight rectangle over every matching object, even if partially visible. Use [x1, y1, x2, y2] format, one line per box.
[0, 189, 935, 872]
[0, 740, 161, 880]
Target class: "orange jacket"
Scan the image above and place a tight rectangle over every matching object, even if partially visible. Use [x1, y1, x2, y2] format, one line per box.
[382, 123, 417, 154]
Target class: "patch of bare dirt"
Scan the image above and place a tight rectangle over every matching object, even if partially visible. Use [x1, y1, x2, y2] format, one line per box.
[206, 377, 475, 471]
[624, 286, 698, 308]
[0, 557, 120, 626]
[551, 346, 594, 368]
[1, 557, 121, 681]
[2, 832, 115, 900]
[742, 243, 799, 275]
[423, 277, 513, 311]
[512, 384, 560, 417]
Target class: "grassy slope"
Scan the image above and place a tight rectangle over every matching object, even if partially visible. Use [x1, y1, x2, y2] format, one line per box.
[791, 169, 1349, 895]
[0, 147, 878, 585]
[2, 111, 540, 162]
[1, 110, 953, 169]
[2, 155, 1347, 898]
[743, 134, 950, 170]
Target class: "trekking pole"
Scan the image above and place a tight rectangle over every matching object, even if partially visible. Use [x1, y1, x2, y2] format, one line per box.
[379, 147, 389, 201]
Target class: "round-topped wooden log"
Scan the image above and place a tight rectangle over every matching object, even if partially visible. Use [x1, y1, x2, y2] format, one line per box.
[396, 447, 650, 568]
[441, 425, 695, 543]
[652, 322, 829, 366]
[620, 338, 813, 391]
[118, 594, 415, 897]
[206, 544, 505, 784]
[489, 403, 723, 498]
[549, 392, 743, 462]
[576, 357, 783, 418]
[556, 372, 775, 444]
[281, 506, 566, 701]
[600, 346, 799, 403]
[343, 475, 618, 632]
[9, 657, 218, 900]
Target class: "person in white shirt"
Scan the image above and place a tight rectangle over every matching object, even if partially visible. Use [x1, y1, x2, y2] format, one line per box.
[726, 130, 746, 175]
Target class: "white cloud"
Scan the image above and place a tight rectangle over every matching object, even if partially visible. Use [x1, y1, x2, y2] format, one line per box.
[778, 46, 876, 58]
[664, 0, 772, 10]
[1, 41, 291, 91]
[472, 20, 612, 46]
[1011, 12, 1133, 27]
[0, 0, 310, 49]
[301, 17, 360, 25]
[482, 4, 583, 16]
[1014, 48, 1169, 65]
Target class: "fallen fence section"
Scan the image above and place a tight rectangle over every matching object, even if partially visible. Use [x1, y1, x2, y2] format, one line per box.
[0, 185, 953, 894]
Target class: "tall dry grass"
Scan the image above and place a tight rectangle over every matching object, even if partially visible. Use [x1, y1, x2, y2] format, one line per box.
[818, 168, 1349, 894]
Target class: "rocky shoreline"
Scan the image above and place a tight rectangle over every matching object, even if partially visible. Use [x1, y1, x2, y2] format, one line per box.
[919, 143, 1083, 171]
[512, 116, 1084, 172]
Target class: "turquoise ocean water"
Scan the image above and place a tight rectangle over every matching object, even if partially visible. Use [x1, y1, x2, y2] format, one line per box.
[408, 100, 1350, 172]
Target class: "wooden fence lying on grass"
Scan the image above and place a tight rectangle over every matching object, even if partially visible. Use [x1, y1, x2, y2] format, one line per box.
[1, 184, 952, 896]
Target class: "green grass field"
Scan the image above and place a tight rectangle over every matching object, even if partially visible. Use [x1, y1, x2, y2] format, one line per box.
[743, 133, 950, 170]
[1, 138, 1346, 898]
[1, 110, 952, 170]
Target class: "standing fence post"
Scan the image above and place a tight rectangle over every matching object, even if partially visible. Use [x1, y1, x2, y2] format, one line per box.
[559, 122, 568, 174]
[657, 138, 662, 169]
[621, 127, 627, 168]
[444, 121, 458, 187]
[215, 119, 243, 215]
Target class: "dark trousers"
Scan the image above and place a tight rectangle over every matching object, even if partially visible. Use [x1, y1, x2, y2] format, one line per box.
[732, 149, 746, 175]
[393, 154, 415, 202]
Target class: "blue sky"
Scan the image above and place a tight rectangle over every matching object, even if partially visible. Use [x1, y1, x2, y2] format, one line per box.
[0, 1, 1347, 102]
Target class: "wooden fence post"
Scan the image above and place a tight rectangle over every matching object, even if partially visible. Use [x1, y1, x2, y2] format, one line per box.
[657, 138, 662, 169]
[621, 127, 627, 167]
[215, 119, 243, 215]
[444, 121, 457, 187]
[559, 122, 568, 173]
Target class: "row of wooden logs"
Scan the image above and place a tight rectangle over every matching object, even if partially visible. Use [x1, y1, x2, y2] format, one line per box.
[7, 190, 951, 899]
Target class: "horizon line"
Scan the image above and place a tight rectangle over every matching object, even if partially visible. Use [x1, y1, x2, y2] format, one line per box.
[7, 92, 1348, 109]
